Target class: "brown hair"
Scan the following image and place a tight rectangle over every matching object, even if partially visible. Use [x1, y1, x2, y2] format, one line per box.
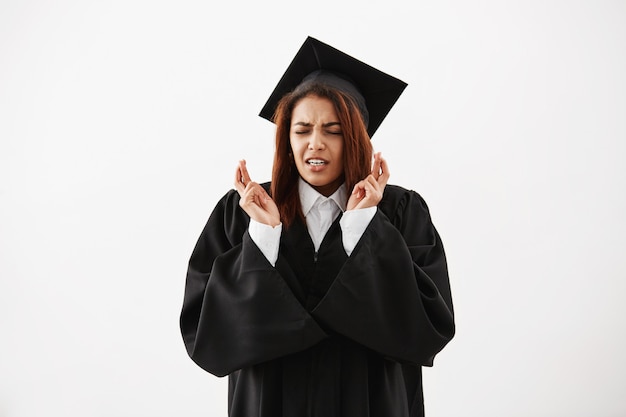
[271, 83, 373, 227]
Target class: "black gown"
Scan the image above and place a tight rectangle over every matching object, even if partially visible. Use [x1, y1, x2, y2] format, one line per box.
[180, 183, 455, 417]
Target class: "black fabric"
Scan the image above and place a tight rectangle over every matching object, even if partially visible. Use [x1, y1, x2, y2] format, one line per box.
[180, 184, 454, 417]
[297, 70, 370, 129]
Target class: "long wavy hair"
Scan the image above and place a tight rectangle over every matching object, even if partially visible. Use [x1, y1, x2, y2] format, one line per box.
[271, 83, 373, 228]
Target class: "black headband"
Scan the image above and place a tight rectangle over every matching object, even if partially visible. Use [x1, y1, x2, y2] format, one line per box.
[295, 69, 370, 129]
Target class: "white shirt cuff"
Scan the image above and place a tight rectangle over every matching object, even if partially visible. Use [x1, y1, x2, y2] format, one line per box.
[248, 219, 282, 266]
[339, 206, 377, 256]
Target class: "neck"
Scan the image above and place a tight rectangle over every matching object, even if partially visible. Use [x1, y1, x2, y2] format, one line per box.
[312, 176, 344, 197]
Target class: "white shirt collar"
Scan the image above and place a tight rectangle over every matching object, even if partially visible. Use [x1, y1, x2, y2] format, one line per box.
[298, 177, 347, 216]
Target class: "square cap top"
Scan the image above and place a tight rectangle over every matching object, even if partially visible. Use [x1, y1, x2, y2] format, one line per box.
[259, 36, 408, 138]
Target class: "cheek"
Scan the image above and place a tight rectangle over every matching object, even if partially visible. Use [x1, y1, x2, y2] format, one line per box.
[334, 159, 344, 175]
[289, 137, 301, 155]
[334, 144, 344, 167]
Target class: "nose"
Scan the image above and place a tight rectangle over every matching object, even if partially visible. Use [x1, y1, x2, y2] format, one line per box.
[308, 129, 325, 150]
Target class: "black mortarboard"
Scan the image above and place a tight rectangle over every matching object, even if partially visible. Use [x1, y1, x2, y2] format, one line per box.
[259, 36, 408, 138]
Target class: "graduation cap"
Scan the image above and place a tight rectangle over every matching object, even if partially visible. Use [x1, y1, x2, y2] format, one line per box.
[259, 36, 408, 138]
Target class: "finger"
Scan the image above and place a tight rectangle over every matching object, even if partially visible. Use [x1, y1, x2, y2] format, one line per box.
[250, 182, 272, 204]
[247, 182, 271, 203]
[363, 176, 383, 202]
[348, 179, 377, 210]
[349, 181, 363, 200]
[371, 152, 382, 179]
[365, 175, 380, 192]
[240, 182, 262, 208]
[239, 159, 251, 185]
[234, 163, 245, 194]
[253, 192, 262, 207]
[377, 156, 390, 186]
[244, 181, 261, 195]
[351, 180, 365, 195]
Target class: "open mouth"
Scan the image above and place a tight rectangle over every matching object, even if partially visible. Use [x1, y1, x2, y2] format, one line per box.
[306, 158, 327, 166]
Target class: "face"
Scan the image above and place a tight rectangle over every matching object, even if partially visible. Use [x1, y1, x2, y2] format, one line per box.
[289, 95, 344, 197]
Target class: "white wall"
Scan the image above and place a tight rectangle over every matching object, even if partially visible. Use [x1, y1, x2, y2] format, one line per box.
[1, 1, 624, 416]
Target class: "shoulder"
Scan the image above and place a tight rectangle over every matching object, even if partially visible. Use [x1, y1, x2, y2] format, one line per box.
[378, 184, 433, 229]
[380, 184, 429, 212]
[207, 188, 250, 245]
[380, 184, 414, 202]
[214, 188, 241, 216]
[213, 181, 272, 223]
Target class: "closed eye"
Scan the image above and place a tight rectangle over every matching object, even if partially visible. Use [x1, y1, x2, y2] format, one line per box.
[323, 122, 341, 136]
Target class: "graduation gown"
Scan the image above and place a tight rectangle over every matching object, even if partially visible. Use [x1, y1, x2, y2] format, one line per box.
[180, 184, 455, 417]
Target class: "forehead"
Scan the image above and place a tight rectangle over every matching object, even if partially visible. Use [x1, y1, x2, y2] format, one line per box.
[291, 95, 338, 120]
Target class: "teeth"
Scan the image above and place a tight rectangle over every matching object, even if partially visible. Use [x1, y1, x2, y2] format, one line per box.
[307, 159, 325, 166]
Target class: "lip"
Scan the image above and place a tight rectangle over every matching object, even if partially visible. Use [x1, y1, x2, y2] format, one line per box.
[305, 158, 329, 172]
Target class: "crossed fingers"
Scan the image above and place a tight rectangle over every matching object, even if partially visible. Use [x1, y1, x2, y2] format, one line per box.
[234, 159, 252, 195]
[371, 152, 390, 186]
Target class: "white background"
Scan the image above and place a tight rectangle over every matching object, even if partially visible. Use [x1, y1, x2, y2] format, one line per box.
[1, 0, 625, 416]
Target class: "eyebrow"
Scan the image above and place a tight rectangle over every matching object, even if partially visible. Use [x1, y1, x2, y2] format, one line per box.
[292, 121, 341, 127]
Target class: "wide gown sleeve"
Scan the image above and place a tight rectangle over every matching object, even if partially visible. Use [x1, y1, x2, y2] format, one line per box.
[180, 190, 328, 377]
[311, 185, 455, 366]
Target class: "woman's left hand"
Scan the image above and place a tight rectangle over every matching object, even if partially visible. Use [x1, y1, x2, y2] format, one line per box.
[347, 152, 390, 211]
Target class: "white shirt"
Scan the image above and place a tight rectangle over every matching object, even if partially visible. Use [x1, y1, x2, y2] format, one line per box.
[299, 179, 346, 252]
[248, 178, 377, 266]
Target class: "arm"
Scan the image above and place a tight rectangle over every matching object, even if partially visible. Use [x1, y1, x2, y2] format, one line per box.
[313, 153, 454, 366]
[180, 188, 327, 377]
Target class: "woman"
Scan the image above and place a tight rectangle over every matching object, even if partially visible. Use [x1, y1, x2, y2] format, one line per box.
[180, 37, 455, 417]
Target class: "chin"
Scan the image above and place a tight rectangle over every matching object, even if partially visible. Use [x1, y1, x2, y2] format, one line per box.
[304, 176, 331, 187]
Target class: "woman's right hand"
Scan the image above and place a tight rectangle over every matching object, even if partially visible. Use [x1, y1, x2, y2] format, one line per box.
[234, 160, 281, 227]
